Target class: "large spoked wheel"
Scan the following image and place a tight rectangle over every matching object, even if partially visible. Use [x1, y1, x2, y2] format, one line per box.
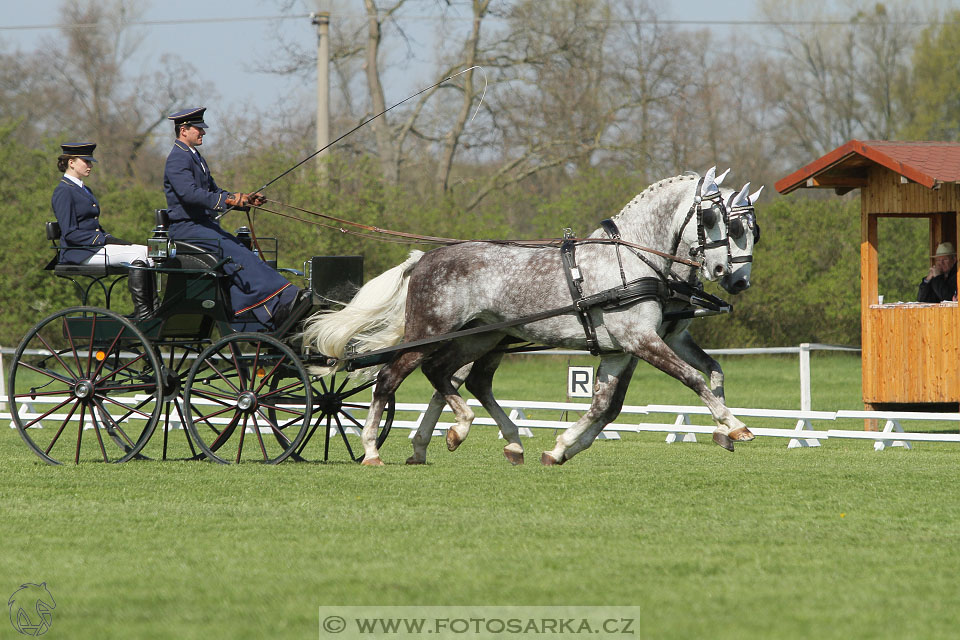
[135, 343, 208, 461]
[184, 333, 311, 464]
[277, 372, 394, 463]
[7, 307, 163, 465]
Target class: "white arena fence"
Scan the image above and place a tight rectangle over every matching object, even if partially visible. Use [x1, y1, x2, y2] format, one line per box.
[2, 343, 959, 451]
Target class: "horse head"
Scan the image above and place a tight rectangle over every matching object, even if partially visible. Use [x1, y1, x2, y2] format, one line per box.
[605, 168, 734, 284]
[718, 181, 762, 294]
[681, 166, 733, 283]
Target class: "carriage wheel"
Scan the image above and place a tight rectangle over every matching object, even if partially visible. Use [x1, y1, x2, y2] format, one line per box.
[183, 333, 311, 464]
[274, 372, 394, 463]
[131, 343, 207, 461]
[7, 307, 163, 465]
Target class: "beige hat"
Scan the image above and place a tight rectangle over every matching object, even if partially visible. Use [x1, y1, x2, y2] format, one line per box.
[933, 242, 956, 257]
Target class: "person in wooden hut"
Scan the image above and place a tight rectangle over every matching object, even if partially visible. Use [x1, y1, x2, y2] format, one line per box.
[918, 242, 958, 303]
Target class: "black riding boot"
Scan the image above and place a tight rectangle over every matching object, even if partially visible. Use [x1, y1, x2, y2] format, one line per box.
[127, 260, 156, 321]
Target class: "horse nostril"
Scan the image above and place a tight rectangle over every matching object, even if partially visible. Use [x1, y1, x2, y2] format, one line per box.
[714, 264, 725, 277]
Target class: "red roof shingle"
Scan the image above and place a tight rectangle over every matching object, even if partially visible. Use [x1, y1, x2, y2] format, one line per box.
[775, 140, 960, 194]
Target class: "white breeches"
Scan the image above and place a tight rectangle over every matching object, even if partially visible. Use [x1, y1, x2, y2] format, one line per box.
[80, 245, 152, 267]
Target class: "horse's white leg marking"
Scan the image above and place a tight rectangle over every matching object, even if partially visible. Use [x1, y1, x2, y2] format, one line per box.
[407, 364, 472, 465]
[361, 351, 424, 465]
[419, 335, 503, 454]
[542, 354, 636, 465]
[627, 330, 749, 449]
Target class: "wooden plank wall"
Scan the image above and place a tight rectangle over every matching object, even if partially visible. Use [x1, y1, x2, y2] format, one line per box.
[860, 166, 960, 405]
[862, 306, 959, 403]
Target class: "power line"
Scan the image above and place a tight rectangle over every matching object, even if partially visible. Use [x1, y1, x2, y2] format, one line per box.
[1, 13, 958, 31]
[0, 14, 311, 31]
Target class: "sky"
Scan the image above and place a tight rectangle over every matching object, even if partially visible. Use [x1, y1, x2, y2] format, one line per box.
[0, 0, 767, 130]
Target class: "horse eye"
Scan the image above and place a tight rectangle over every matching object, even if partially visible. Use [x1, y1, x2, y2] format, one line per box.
[753, 221, 761, 244]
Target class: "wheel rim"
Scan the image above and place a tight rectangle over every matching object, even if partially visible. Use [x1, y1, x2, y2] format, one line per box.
[8, 307, 162, 465]
[184, 333, 311, 464]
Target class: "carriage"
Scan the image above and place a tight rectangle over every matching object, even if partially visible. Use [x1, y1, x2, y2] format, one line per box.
[9, 169, 758, 466]
[7, 210, 396, 465]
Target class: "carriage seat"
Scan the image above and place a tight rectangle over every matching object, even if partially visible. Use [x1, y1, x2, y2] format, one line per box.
[44, 221, 128, 277]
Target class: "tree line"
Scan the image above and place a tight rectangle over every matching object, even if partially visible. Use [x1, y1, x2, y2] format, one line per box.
[0, 0, 955, 347]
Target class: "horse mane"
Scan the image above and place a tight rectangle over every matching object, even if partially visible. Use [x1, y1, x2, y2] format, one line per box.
[610, 173, 698, 223]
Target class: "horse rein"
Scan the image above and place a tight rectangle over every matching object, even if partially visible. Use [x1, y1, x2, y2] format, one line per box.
[250, 198, 704, 268]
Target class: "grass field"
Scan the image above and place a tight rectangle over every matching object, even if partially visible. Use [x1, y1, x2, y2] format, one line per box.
[3, 353, 960, 639]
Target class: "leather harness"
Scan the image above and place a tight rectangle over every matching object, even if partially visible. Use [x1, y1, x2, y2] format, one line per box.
[557, 180, 739, 356]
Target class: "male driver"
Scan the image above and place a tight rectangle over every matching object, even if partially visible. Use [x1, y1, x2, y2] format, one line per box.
[918, 241, 958, 303]
[163, 107, 304, 329]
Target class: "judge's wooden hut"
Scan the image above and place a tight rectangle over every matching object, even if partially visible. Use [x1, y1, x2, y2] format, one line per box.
[776, 140, 960, 411]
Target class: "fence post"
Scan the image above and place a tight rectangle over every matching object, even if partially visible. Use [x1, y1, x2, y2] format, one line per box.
[799, 343, 811, 412]
[0, 346, 6, 400]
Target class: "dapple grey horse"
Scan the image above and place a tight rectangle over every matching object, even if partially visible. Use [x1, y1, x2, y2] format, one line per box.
[303, 169, 749, 465]
[405, 180, 762, 464]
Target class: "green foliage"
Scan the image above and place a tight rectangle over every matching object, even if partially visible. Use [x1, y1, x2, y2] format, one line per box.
[877, 216, 928, 303]
[531, 166, 643, 238]
[0, 122, 76, 341]
[898, 9, 960, 140]
[691, 195, 863, 347]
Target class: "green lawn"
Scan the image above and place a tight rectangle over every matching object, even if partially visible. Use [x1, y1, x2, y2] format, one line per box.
[3, 352, 960, 639]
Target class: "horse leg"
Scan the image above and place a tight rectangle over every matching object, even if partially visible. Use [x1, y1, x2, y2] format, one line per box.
[542, 353, 637, 465]
[666, 329, 752, 443]
[628, 329, 752, 451]
[361, 351, 425, 465]
[667, 329, 725, 402]
[461, 351, 525, 465]
[406, 364, 472, 465]
[420, 335, 505, 455]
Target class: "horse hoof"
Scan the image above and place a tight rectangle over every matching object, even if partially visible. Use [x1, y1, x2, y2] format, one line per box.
[361, 456, 384, 466]
[405, 456, 426, 465]
[446, 429, 463, 452]
[712, 431, 735, 452]
[729, 427, 755, 442]
[540, 452, 564, 466]
[503, 448, 524, 465]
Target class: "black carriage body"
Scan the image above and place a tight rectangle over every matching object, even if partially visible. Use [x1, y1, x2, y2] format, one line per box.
[14, 221, 392, 465]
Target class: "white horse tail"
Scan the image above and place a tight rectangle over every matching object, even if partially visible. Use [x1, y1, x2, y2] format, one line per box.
[302, 250, 424, 375]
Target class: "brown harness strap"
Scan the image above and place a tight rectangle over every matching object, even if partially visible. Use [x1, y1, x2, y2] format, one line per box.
[259, 198, 703, 268]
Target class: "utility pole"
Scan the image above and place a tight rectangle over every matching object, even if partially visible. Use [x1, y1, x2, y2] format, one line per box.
[312, 8, 330, 183]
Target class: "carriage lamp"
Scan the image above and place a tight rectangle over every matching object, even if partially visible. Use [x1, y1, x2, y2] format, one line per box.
[149, 209, 173, 262]
[148, 226, 171, 261]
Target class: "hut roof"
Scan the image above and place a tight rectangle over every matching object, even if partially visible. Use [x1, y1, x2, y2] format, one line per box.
[775, 140, 960, 195]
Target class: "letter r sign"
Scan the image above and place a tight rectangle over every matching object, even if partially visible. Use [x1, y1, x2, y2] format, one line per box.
[567, 366, 594, 398]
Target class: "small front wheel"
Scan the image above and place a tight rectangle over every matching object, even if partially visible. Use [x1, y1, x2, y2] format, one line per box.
[183, 333, 311, 463]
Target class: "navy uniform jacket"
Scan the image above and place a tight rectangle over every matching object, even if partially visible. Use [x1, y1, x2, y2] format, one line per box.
[163, 141, 293, 319]
[51, 178, 117, 264]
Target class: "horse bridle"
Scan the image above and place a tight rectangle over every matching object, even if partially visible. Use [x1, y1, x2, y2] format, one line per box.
[671, 176, 731, 265]
[725, 192, 761, 268]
